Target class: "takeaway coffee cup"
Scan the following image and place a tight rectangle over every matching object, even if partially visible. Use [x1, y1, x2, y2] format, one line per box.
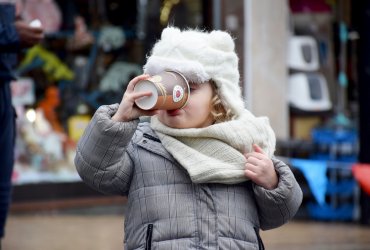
[134, 70, 190, 110]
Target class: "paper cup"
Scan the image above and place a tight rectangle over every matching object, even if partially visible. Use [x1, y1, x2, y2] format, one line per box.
[30, 19, 42, 28]
[134, 71, 190, 110]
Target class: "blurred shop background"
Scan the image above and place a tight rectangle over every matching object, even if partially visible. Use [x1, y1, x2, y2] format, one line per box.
[4, 0, 370, 249]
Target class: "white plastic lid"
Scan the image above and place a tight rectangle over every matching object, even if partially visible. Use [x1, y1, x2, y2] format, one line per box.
[133, 81, 159, 110]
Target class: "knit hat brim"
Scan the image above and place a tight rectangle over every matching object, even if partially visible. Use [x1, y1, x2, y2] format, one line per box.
[144, 56, 210, 84]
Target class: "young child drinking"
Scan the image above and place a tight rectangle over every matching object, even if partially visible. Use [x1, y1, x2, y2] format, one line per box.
[75, 26, 302, 250]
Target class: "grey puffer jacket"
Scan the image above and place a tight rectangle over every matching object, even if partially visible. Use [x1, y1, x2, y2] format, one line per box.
[75, 104, 302, 250]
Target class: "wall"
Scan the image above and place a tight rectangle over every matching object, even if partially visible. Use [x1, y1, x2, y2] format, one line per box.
[244, 0, 289, 139]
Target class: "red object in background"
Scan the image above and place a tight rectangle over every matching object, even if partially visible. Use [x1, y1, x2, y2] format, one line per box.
[38, 86, 64, 133]
[289, 0, 332, 13]
[352, 164, 370, 195]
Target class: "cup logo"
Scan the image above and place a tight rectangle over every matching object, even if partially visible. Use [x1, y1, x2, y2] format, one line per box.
[173, 85, 184, 103]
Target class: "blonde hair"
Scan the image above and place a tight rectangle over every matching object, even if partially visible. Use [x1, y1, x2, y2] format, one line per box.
[210, 82, 235, 123]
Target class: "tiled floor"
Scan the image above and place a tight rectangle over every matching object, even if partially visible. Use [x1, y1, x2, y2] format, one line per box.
[3, 213, 370, 250]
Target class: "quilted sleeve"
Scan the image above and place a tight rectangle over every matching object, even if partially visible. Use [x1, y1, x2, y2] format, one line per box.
[253, 157, 303, 230]
[74, 104, 139, 196]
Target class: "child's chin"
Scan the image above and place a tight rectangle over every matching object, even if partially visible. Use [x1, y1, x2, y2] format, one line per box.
[166, 122, 186, 129]
[165, 120, 188, 129]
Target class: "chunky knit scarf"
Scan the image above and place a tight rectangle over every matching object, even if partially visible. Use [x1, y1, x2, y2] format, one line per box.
[150, 110, 276, 184]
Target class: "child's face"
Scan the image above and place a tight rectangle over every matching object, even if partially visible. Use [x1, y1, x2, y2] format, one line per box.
[157, 82, 214, 129]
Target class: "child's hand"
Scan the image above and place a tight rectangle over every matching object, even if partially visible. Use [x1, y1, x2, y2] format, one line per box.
[112, 74, 159, 122]
[244, 144, 278, 190]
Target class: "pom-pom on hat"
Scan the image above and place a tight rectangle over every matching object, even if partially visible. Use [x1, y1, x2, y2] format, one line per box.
[143, 26, 245, 117]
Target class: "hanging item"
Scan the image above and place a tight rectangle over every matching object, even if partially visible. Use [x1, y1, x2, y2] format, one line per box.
[20, 0, 62, 33]
[99, 61, 142, 92]
[288, 72, 332, 112]
[290, 158, 328, 205]
[352, 164, 370, 196]
[19, 45, 74, 82]
[160, 0, 180, 25]
[287, 36, 320, 71]
[67, 16, 94, 51]
[37, 86, 64, 133]
[10, 77, 36, 107]
[67, 103, 91, 143]
[98, 26, 126, 52]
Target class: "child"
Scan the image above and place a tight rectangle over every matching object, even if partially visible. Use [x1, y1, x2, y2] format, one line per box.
[75, 27, 302, 250]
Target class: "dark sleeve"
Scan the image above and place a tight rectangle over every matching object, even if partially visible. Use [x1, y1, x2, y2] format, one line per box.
[0, 4, 20, 52]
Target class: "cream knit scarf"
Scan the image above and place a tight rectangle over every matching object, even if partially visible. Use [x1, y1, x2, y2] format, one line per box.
[150, 109, 276, 184]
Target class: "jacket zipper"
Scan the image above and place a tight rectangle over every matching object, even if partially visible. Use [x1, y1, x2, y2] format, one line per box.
[143, 133, 161, 143]
[254, 227, 265, 250]
[145, 224, 153, 250]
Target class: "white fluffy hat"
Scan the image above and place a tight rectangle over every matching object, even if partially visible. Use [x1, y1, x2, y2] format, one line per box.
[143, 26, 245, 117]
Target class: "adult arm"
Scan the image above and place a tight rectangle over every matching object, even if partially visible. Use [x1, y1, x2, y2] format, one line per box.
[0, 3, 20, 51]
[0, 3, 43, 52]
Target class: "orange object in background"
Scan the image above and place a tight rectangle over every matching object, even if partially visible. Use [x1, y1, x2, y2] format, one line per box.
[38, 86, 64, 133]
[352, 164, 370, 195]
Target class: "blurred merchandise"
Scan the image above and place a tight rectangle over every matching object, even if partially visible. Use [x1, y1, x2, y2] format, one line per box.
[10, 77, 36, 107]
[66, 16, 94, 51]
[37, 86, 64, 133]
[12, 108, 77, 185]
[99, 61, 142, 92]
[71, 56, 90, 90]
[290, 158, 328, 205]
[352, 164, 370, 196]
[288, 73, 332, 112]
[98, 26, 126, 52]
[67, 103, 91, 143]
[19, 45, 74, 82]
[290, 116, 322, 140]
[311, 127, 358, 162]
[67, 115, 90, 144]
[288, 36, 319, 71]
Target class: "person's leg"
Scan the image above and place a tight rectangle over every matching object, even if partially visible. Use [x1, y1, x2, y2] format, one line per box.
[0, 82, 15, 239]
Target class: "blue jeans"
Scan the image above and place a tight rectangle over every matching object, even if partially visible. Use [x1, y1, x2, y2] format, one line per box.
[0, 82, 15, 238]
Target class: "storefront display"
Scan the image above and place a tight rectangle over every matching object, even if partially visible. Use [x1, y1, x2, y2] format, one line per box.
[10, 0, 207, 186]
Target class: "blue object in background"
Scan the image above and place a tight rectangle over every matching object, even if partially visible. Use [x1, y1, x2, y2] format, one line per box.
[311, 127, 358, 162]
[307, 203, 354, 221]
[290, 158, 328, 205]
[291, 158, 357, 221]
